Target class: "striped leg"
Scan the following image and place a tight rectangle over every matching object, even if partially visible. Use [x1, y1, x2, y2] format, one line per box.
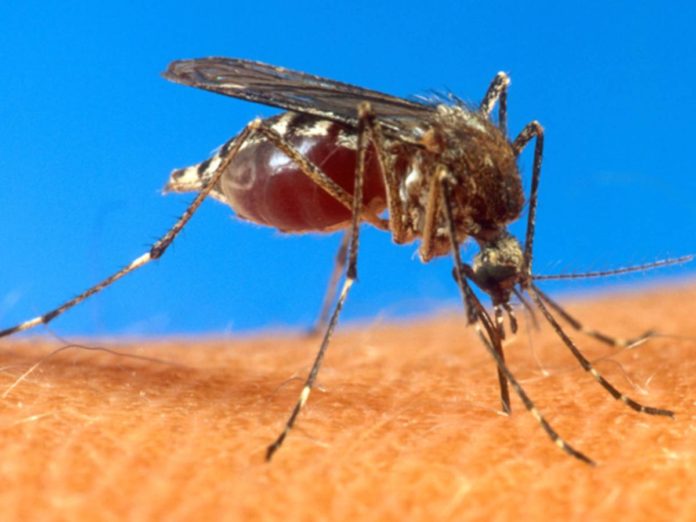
[0, 123, 258, 339]
[440, 174, 594, 465]
[471, 320, 512, 414]
[428, 172, 512, 414]
[532, 286, 654, 349]
[529, 258, 694, 348]
[530, 285, 674, 417]
[512, 121, 544, 279]
[455, 262, 512, 414]
[265, 102, 374, 461]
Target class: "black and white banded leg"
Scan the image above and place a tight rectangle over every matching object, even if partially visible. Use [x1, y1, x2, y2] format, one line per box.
[441, 173, 594, 465]
[265, 102, 374, 460]
[511, 121, 544, 279]
[532, 286, 655, 350]
[0, 123, 259, 339]
[529, 285, 674, 418]
[470, 319, 512, 415]
[456, 262, 512, 414]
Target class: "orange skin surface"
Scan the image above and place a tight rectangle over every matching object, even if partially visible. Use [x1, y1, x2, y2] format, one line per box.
[0, 284, 694, 521]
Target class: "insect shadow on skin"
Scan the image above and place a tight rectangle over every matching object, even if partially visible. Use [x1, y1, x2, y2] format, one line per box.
[1, 58, 691, 465]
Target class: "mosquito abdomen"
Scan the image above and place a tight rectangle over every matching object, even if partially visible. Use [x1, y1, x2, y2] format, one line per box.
[212, 113, 385, 232]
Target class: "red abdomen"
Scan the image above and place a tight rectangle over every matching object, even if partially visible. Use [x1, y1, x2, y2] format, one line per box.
[220, 113, 388, 232]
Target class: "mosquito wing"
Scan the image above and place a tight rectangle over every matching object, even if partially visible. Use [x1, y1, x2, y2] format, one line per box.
[163, 57, 438, 142]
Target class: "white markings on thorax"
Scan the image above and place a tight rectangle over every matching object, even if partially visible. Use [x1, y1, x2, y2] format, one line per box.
[436, 104, 487, 133]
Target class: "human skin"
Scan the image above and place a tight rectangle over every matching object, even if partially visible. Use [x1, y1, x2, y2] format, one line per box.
[0, 284, 694, 521]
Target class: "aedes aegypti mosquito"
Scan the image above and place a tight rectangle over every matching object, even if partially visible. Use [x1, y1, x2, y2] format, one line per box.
[1, 58, 690, 465]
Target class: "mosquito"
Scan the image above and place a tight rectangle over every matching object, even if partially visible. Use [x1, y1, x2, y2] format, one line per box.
[1, 58, 688, 465]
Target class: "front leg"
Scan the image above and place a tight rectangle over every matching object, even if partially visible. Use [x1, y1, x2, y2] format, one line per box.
[440, 173, 594, 465]
[419, 166, 511, 414]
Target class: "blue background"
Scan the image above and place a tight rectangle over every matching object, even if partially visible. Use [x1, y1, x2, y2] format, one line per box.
[1, 1, 694, 336]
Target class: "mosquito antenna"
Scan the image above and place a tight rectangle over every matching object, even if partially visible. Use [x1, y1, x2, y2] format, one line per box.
[532, 255, 693, 281]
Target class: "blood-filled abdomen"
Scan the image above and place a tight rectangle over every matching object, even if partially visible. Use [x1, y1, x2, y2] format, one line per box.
[220, 113, 388, 233]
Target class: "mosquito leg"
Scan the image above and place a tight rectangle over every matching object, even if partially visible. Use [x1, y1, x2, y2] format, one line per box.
[0, 123, 261, 339]
[529, 286, 673, 417]
[253, 124, 388, 231]
[472, 320, 512, 414]
[440, 173, 594, 465]
[265, 274, 356, 461]
[444, 238, 512, 413]
[455, 262, 512, 413]
[308, 232, 349, 336]
[479, 72, 510, 135]
[265, 103, 373, 461]
[425, 168, 511, 412]
[418, 166, 444, 262]
[533, 286, 655, 349]
[309, 99, 404, 333]
[512, 121, 544, 280]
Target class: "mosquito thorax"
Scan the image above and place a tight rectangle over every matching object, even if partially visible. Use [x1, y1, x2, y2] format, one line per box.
[436, 105, 523, 227]
[469, 231, 525, 305]
[405, 104, 525, 260]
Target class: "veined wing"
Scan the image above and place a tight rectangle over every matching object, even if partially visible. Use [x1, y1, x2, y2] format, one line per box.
[163, 57, 437, 142]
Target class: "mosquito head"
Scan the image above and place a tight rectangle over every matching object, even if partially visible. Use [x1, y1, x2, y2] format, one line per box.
[470, 231, 524, 305]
